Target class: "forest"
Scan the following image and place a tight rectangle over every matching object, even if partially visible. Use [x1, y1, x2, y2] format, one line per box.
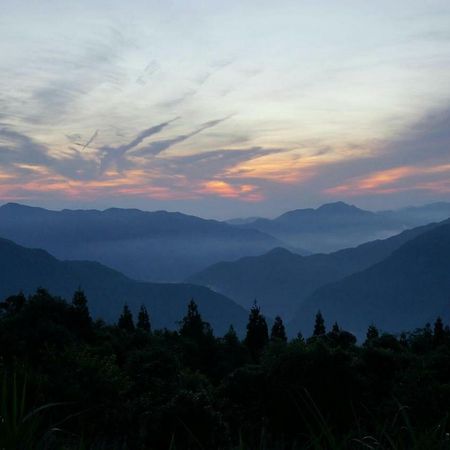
[0, 289, 449, 450]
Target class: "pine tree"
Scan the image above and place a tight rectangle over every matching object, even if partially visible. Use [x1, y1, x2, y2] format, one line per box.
[331, 322, 340, 334]
[179, 299, 212, 340]
[118, 304, 135, 332]
[270, 316, 287, 342]
[366, 324, 380, 341]
[137, 305, 151, 333]
[72, 289, 90, 320]
[71, 289, 91, 335]
[244, 301, 269, 359]
[296, 331, 305, 343]
[313, 311, 326, 336]
[433, 316, 445, 345]
[224, 325, 240, 347]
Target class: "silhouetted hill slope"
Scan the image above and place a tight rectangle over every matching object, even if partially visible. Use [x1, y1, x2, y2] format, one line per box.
[0, 237, 248, 335]
[290, 223, 450, 338]
[0, 203, 283, 282]
[236, 201, 450, 253]
[188, 221, 443, 319]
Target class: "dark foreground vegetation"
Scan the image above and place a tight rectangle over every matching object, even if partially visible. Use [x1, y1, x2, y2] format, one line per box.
[0, 289, 449, 449]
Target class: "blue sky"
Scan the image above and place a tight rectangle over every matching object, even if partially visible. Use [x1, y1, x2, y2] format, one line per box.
[1, 0, 450, 218]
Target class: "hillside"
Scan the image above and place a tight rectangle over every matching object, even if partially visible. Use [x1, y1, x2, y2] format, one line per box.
[0, 237, 248, 335]
[0, 203, 283, 282]
[235, 201, 450, 253]
[188, 221, 442, 319]
[290, 223, 450, 338]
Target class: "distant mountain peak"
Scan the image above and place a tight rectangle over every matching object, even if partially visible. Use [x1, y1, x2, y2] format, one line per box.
[1, 202, 28, 209]
[265, 247, 296, 257]
[317, 201, 364, 213]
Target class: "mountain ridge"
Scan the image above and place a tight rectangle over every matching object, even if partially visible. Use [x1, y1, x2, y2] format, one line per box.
[0, 236, 248, 335]
[289, 222, 450, 338]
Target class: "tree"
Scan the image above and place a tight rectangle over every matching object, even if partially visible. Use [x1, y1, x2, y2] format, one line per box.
[433, 316, 445, 346]
[137, 305, 151, 333]
[270, 316, 287, 342]
[72, 289, 90, 319]
[244, 301, 269, 359]
[179, 299, 212, 341]
[118, 304, 135, 332]
[366, 324, 379, 342]
[224, 325, 240, 347]
[331, 322, 340, 334]
[71, 289, 92, 336]
[313, 311, 326, 336]
[0, 292, 26, 315]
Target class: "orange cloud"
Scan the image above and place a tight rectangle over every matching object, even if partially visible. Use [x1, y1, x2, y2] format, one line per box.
[326, 164, 450, 196]
[223, 153, 320, 184]
[200, 180, 263, 201]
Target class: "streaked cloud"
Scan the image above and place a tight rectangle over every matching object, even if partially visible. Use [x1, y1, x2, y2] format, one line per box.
[0, 0, 449, 216]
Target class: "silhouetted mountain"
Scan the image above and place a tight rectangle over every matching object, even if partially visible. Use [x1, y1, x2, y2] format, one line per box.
[290, 223, 450, 339]
[0, 237, 248, 335]
[0, 203, 283, 282]
[234, 201, 450, 253]
[188, 221, 443, 319]
[236, 202, 400, 252]
[380, 202, 450, 227]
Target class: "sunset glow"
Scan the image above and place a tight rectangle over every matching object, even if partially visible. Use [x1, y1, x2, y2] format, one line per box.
[1, 0, 450, 216]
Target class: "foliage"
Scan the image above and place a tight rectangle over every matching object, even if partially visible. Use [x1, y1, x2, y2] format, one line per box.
[0, 289, 449, 449]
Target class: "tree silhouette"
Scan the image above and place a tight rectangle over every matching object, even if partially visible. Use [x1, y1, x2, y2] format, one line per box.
[366, 324, 379, 342]
[179, 299, 212, 340]
[71, 289, 91, 335]
[72, 289, 90, 319]
[224, 325, 240, 347]
[433, 316, 445, 346]
[118, 304, 135, 332]
[331, 322, 340, 334]
[244, 301, 269, 359]
[137, 305, 151, 332]
[313, 311, 326, 336]
[270, 316, 287, 342]
[0, 292, 26, 315]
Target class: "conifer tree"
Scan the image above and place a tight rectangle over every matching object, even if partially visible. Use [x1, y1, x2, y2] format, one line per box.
[244, 301, 269, 359]
[71, 289, 92, 335]
[224, 325, 240, 347]
[137, 305, 151, 333]
[331, 322, 340, 334]
[366, 324, 379, 341]
[118, 304, 135, 332]
[72, 289, 90, 320]
[313, 311, 326, 336]
[179, 299, 212, 340]
[270, 316, 287, 342]
[433, 316, 445, 345]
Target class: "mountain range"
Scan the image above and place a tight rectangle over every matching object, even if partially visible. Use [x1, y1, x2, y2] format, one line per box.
[0, 237, 248, 335]
[1, 200, 450, 338]
[231, 201, 450, 253]
[290, 222, 450, 338]
[0, 203, 283, 282]
[188, 221, 443, 319]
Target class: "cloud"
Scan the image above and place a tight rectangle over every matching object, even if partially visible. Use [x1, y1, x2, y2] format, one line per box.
[325, 164, 450, 196]
[98, 118, 179, 174]
[320, 107, 450, 197]
[199, 180, 262, 201]
[133, 115, 233, 158]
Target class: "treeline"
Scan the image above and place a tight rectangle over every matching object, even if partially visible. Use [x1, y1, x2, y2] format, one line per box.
[0, 289, 449, 449]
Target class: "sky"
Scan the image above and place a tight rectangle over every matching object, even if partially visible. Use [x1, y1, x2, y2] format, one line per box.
[1, 0, 450, 218]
